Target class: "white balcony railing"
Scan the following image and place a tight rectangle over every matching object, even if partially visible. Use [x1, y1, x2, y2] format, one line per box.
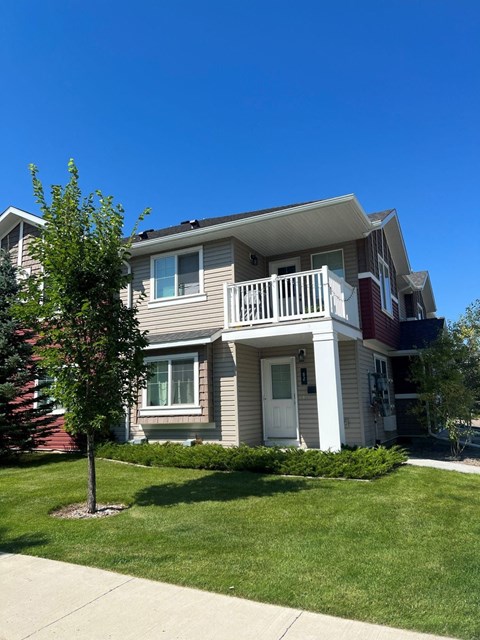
[224, 266, 359, 329]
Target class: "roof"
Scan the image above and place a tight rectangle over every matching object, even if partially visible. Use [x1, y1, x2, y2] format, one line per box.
[0, 206, 44, 240]
[398, 318, 445, 350]
[406, 271, 428, 289]
[145, 327, 223, 350]
[133, 201, 316, 242]
[367, 209, 395, 223]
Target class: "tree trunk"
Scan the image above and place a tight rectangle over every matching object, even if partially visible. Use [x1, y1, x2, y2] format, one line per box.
[86, 432, 96, 513]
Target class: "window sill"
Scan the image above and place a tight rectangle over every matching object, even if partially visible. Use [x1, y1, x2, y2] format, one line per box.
[148, 294, 207, 309]
[139, 407, 202, 417]
[380, 308, 394, 319]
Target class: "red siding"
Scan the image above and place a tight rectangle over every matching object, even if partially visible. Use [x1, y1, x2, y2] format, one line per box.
[35, 416, 80, 451]
[359, 278, 400, 348]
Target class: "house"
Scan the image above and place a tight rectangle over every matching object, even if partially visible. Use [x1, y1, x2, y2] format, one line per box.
[0, 195, 441, 451]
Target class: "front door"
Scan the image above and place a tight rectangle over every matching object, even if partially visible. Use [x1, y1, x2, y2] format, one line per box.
[261, 357, 299, 441]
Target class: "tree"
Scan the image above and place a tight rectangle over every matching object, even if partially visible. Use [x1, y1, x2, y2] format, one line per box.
[20, 160, 150, 512]
[0, 249, 55, 456]
[410, 322, 476, 458]
[454, 299, 480, 413]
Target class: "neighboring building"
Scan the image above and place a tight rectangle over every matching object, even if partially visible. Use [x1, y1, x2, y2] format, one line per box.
[0, 196, 442, 451]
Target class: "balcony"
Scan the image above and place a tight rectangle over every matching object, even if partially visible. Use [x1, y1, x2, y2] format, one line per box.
[224, 266, 359, 330]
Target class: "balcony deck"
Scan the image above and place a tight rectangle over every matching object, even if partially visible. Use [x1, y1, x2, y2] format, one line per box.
[224, 266, 360, 331]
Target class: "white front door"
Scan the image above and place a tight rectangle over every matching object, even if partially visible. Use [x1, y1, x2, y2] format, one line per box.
[261, 357, 299, 441]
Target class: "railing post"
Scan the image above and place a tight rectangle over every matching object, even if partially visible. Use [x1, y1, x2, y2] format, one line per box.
[223, 282, 230, 328]
[271, 274, 279, 323]
[322, 266, 331, 317]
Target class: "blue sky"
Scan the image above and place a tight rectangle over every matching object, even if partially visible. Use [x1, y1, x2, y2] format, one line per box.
[1, 0, 479, 321]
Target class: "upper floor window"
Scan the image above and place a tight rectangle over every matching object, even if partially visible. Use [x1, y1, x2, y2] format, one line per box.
[311, 249, 345, 279]
[378, 256, 393, 315]
[151, 246, 203, 302]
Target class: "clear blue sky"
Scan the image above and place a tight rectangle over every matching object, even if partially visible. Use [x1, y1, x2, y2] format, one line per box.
[1, 1, 479, 322]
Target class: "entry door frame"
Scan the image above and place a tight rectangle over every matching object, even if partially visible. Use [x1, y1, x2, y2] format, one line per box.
[261, 356, 300, 445]
[268, 256, 301, 276]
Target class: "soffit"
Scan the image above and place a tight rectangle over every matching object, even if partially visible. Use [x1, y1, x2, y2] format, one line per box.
[130, 197, 371, 258]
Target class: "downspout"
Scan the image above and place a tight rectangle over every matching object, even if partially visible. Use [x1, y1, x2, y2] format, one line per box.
[124, 260, 132, 442]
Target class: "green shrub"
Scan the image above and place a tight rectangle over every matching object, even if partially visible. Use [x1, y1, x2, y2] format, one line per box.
[96, 442, 407, 480]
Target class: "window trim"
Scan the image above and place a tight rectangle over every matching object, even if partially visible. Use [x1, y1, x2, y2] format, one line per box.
[34, 376, 65, 415]
[373, 354, 391, 409]
[149, 246, 204, 304]
[141, 352, 200, 416]
[311, 248, 345, 279]
[378, 255, 393, 316]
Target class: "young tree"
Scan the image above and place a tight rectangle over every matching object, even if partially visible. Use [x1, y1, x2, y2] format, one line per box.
[0, 249, 55, 456]
[410, 325, 476, 458]
[454, 299, 480, 412]
[21, 160, 150, 512]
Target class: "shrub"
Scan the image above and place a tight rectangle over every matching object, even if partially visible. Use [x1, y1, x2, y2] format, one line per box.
[96, 442, 407, 480]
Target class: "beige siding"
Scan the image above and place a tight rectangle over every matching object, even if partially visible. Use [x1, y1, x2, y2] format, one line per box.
[338, 341, 364, 446]
[1, 223, 20, 264]
[233, 238, 267, 283]
[22, 224, 42, 273]
[131, 238, 233, 333]
[236, 343, 263, 446]
[213, 340, 238, 445]
[1, 222, 42, 274]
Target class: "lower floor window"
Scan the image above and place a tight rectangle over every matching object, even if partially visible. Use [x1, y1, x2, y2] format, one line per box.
[35, 376, 64, 414]
[146, 354, 198, 408]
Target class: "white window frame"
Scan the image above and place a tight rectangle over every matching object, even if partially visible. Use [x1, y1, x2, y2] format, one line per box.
[373, 354, 391, 407]
[34, 376, 65, 415]
[378, 255, 393, 316]
[311, 248, 345, 279]
[140, 353, 201, 416]
[149, 246, 205, 308]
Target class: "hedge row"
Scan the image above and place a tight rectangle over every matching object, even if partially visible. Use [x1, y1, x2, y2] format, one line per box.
[96, 442, 407, 480]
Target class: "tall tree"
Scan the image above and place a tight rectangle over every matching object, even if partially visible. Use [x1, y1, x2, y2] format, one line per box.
[0, 249, 55, 456]
[21, 160, 150, 512]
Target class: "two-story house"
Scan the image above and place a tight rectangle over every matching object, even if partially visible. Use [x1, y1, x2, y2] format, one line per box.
[0, 195, 442, 451]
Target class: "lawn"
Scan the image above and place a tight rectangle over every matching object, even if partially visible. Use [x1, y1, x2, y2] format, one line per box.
[1, 455, 480, 639]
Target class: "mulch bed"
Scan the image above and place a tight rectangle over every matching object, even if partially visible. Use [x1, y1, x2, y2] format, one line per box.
[50, 503, 128, 519]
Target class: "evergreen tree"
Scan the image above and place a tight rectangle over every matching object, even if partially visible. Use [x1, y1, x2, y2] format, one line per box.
[0, 249, 55, 456]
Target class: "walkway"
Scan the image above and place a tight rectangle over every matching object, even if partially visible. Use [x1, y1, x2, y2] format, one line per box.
[407, 458, 480, 474]
[1, 553, 457, 640]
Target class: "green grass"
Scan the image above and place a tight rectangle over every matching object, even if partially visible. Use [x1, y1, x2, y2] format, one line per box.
[2, 455, 480, 639]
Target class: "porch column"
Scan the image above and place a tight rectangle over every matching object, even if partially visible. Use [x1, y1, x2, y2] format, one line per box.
[312, 330, 345, 451]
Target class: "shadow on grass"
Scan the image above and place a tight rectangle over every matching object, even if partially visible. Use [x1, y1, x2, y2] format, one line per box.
[133, 471, 318, 508]
[0, 528, 49, 554]
[0, 452, 84, 469]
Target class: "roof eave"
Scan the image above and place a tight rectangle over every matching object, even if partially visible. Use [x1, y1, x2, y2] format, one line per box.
[130, 194, 371, 256]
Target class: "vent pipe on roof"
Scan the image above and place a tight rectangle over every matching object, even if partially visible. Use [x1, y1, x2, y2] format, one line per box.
[180, 219, 200, 229]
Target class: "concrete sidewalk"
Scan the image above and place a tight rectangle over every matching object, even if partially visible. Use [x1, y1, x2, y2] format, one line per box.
[0, 553, 456, 640]
[406, 458, 480, 474]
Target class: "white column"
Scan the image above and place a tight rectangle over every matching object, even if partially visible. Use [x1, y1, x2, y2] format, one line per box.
[312, 330, 345, 451]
